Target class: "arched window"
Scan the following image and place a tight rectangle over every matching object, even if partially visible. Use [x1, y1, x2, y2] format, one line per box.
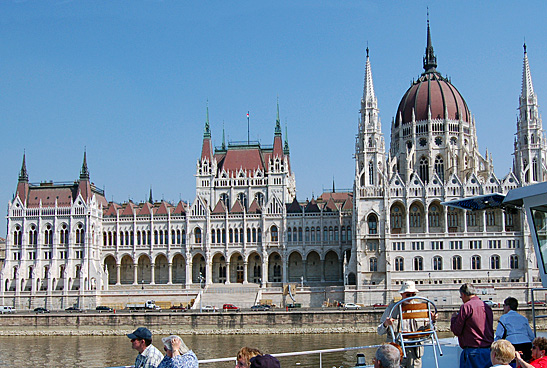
[229, 229, 234, 243]
[29, 225, 38, 246]
[247, 228, 251, 242]
[419, 156, 429, 183]
[14, 225, 22, 246]
[220, 193, 229, 206]
[433, 256, 443, 271]
[391, 206, 403, 231]
[429, 205, 440, 227]
[211, 230, 216, 244]
[154, 230, 159, 245]
[369, 161, 374, 185]
[533, 158, 539, 181]
[323, 227, 328, 241]
[60, 224, 69, 245]
[255, 192, 265, 207]
[194, 228, 202, 244]
[334, 226, 339, 241]
[369, 257, 378, 272]
[287, 227, 292, 242]
[491, 255, 500, 270]
[368, 214, 378, 234]
[305, 227, 310, 242]
[434, 155, 444, 182]
[341, 226, 346, 242]
[257, 228, 262, 242]
[76, 224, 85, 245]
[409, 205, 421, 228]
[316, 226, 321, 241]
[347, 225, 352, 241]
[452, 255, 462, 270]
[137, 231, 142, 245]
[252, 228, 257, 242]
[237, 192, 247, 209]
[311, 227, 316, 242]
[472, 255, 481, 270]
[182, 230, 186, 245]
[44, 225, 53, 246]
[395, 257, 404, 271]
[270, 225, 278, 242]
[298, 227, 303, 242]
[510, 255, 519, 269]
[414, 256, 423, 271]
[329, 226, 334, 241]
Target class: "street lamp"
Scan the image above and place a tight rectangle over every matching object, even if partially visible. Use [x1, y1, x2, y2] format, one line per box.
[487, 271, 490, 283]
[199, 272, 204, 313]
[428, 272, 431, 284]
[141, 279, 144, 290]
[300, 276, 304, 288]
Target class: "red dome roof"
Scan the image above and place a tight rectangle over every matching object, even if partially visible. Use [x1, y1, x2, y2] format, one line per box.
[395, 72, 471, 127]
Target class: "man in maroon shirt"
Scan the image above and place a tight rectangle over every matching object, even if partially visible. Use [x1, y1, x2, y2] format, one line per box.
[450, 284, 494, 368]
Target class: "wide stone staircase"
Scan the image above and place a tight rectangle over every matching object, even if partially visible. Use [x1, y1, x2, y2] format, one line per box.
[196, 283, 261, 309]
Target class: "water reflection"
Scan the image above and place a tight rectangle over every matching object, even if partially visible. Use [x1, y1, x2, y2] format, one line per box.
[0, 332, 454, 368]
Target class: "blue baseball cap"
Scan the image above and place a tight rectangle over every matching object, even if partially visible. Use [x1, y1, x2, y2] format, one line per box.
[127, 327, 152, 340]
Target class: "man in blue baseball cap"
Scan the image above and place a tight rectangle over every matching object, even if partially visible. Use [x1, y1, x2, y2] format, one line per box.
[127, 327, 163, 368]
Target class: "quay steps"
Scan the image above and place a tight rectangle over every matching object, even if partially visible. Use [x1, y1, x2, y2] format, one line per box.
[197, 283, 260, 309]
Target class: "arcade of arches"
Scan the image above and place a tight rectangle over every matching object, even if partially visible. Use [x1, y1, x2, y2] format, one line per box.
[102, 250, 345, 286]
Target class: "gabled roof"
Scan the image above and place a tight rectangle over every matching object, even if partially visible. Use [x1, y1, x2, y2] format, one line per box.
[286, 197, 302, 213]
[212, 199, 227, 214]
[138, 202, 153, 216]
[248, 199, 261, 214]
[304, 198, 321, 213]
[231, 200, 245, 213]
[156, 201, 172, 215]
[173, 200, 187, 215]
[121, 202, 137, 216]
[217, 146, 265, 174]
[104, 202, 121, 217]
[341, 198, 353, 211]
[323, 198, 339, 212]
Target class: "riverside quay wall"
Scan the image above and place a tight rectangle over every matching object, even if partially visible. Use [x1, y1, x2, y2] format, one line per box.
[0, 308, 544, 335]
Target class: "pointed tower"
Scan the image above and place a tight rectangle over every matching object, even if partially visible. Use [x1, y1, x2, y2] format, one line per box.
[514, 43, 547, 184]
[353, 46, 387, 289]
[196, 103, 216, 204]
[272, 99, 283, 158]
[77, 150, 93, 202]
[16, 153, 29, 205]
[356, 47, 386, 190]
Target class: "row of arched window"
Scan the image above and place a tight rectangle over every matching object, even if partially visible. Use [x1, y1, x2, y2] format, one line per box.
[211, 228, 263, 244]
[104, 229, 187, 247]
[13, 223, 82, 246]
[385, 254, 520, 272]
[287, 226, 351, 243]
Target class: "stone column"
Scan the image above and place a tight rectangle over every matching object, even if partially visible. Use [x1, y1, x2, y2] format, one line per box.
[133, 262, 138, 285]
[167, 263, 173, 285]
[186, 261, 192, 287]
[243, 261, 248, 284]
[225, 262, 231, 284]
[302, 260, 307, 282]
[320, 259, 325, 282]
[150, 261, 156, 285]
[116, 264, 121, 285]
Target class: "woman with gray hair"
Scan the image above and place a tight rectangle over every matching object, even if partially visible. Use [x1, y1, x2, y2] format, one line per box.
[157, 335, 198, 368]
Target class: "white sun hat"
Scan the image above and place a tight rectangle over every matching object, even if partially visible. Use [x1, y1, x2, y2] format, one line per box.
[398, 280, 419, 294]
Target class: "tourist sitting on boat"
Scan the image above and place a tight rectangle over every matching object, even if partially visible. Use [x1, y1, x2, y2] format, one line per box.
[490, 340, 516, 368]
[236, 347, 262, 368]
[515, 337, 547, 368]
[495, 297, 535, 363]
[373, 343, 401, 368]
[378, 281, 427, 368]
[157, 335, 198, 368]
[128, 327, 164, 368]
[249, 354, 280, 368]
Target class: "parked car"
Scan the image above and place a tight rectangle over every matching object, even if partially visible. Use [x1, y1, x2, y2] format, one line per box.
[343, 303, 362, 310]
[528, 301, 546, 306]
[222, 303, 240, 312]
[484, 300, 499, 308]
[95, 306, 113, 312]
[65, 306, 82, 312]
[372, 303, 388, 309]
[0, 306, 15, 314]
[251, 304, 271, 311]
[34, 307, 50, 313]
[201, 305, 218, 312]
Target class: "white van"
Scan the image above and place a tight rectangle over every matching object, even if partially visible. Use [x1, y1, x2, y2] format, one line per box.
[0, 306, 15, 314]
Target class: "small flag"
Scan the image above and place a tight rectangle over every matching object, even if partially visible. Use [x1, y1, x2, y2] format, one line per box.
[247, 112, 249, 118]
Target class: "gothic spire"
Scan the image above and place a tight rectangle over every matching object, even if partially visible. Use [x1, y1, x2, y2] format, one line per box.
[149, 186, 153, 204]
[362, 46, 377, 105]
[275, 97, 282, 135]
[221, 122, 226, 151]
[423, 12, 437, 73]
[521, 43, 536, 102]
[18, 152, 28, 182]
[80, 150, 90, 181]
[204, 102, 211, 138]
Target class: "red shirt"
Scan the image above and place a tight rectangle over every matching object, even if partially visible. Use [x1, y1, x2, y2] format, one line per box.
[450, 295, 494, 348]
[531, 356, 547, 368]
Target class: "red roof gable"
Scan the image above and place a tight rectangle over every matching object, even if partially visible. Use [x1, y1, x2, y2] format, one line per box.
[121, 202, 137, 216]
[104, 202, 121, 217]
[248, 199, 261, 214]
[138, 202, 153, 216]
[212, 200, 227, 214]
[173, 201, 186, 215]
[231, 200, 244, 213]
[323, 198, 339, 212]
[156, 201, 172, 215]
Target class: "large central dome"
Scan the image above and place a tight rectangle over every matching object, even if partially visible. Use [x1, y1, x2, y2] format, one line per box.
[394, 23, 470, 127]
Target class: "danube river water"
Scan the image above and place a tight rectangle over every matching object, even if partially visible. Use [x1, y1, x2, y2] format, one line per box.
[0, 332, 457, 368]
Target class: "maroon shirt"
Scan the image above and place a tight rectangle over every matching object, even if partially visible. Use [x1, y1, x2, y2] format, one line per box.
[450, 295, 494, 348]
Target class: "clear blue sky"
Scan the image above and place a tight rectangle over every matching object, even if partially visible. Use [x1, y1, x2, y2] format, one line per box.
[1, 1, 546, 235]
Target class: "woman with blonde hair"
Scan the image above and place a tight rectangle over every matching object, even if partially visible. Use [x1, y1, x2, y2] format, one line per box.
[490, 340, 515, 368]
[236, 347, 262, 368]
